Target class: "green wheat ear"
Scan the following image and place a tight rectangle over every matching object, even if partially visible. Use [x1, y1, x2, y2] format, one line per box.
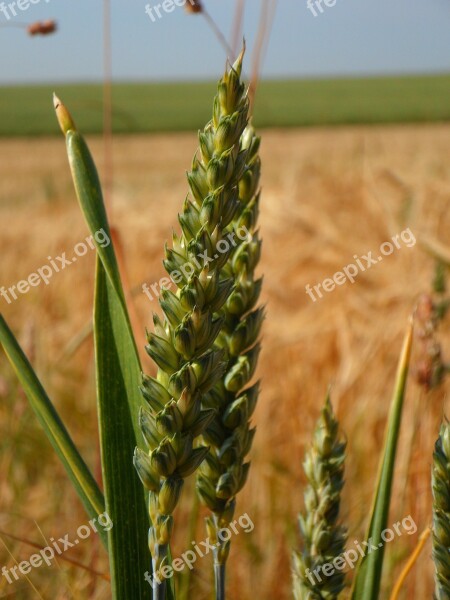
[432, 423, 450, 598]
[292, 395, 347, 600]
[133, 46, 252, 600]
[193, 52, 263, 595]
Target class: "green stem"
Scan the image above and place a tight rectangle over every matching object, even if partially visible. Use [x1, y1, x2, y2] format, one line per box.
[153, 578, 166, 600]
[213, 560, 226, 600]
[179, 488, 200, 600]
[152, 543, 168, 600]
[209, 512, 231, 600]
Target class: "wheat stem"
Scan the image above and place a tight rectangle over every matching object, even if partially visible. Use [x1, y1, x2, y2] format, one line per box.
[214, 562, 226, 600]
[389, 526, 431, 600]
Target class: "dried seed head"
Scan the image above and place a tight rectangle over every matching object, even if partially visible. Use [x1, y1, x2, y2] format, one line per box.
[184, 0, 202, 14]
[413, 293, 448, 390]
[28, 20, 57, 36]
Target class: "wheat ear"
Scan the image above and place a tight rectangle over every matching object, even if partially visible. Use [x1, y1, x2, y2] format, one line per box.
[133, 47, 251, 600]
[292, 395, 347, 600]
[432, 423, 450, 598]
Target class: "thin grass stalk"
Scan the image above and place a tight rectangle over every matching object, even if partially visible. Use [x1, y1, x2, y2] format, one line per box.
[231, 0, 246, 57]
[133, 48, 251, 600]
[248, 0, 278, 109]
[0, 527, 110, 581]
[292, 394, 347, 600]
[201, 9, 235, 60]
[389, 526, 431, 600]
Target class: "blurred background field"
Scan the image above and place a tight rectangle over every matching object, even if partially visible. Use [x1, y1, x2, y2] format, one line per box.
[2, 74, 450, 136]
[0, 124, 449, 598]
[1, 1, 450, 599]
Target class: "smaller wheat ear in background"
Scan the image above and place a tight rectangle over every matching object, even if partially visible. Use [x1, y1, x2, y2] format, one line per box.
[432, 423, 450, 599]
[292, 394, 347, 600]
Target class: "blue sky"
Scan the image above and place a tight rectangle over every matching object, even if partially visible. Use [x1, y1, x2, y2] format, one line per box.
[0, 0, 449, 84]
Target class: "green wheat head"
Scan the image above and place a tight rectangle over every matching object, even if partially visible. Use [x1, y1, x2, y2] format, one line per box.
[293, 395, 347, 600]
[133, 47, 257, 583]
[195, 76, 263, 565]
[432, 423, 450, 598]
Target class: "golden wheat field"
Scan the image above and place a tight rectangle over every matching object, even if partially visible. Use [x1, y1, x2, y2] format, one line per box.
[0, 125, 449, 599]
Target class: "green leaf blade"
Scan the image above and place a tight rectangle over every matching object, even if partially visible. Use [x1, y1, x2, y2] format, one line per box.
[65, 130, 124, 304]
[61, 118, 143, 446]
[351, 321, 414, 600]
[0, 314, 107, 547]
[56, 99, 152, 598]
[94, 260, 151, 599]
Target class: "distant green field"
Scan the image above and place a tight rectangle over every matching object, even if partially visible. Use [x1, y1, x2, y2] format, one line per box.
[1, 75, 450, 136]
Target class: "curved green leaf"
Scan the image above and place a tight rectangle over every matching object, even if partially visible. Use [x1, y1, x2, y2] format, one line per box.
[55, 94, 143, 446]
[55, 96, 151, 598]
[94, 259, 151, 599]
[351, 321, 414, 599]
[0, 314, 107, 547]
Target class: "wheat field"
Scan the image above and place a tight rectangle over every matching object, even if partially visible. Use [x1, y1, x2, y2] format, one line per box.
[0, 125, 449, 599]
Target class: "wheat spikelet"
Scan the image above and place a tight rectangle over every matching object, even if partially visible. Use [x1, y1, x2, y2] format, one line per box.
[133, 47, 251, 599]
[292, 395, 347, 600]
[195, 119, 262, 559]
[432, 424, 450, 598]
